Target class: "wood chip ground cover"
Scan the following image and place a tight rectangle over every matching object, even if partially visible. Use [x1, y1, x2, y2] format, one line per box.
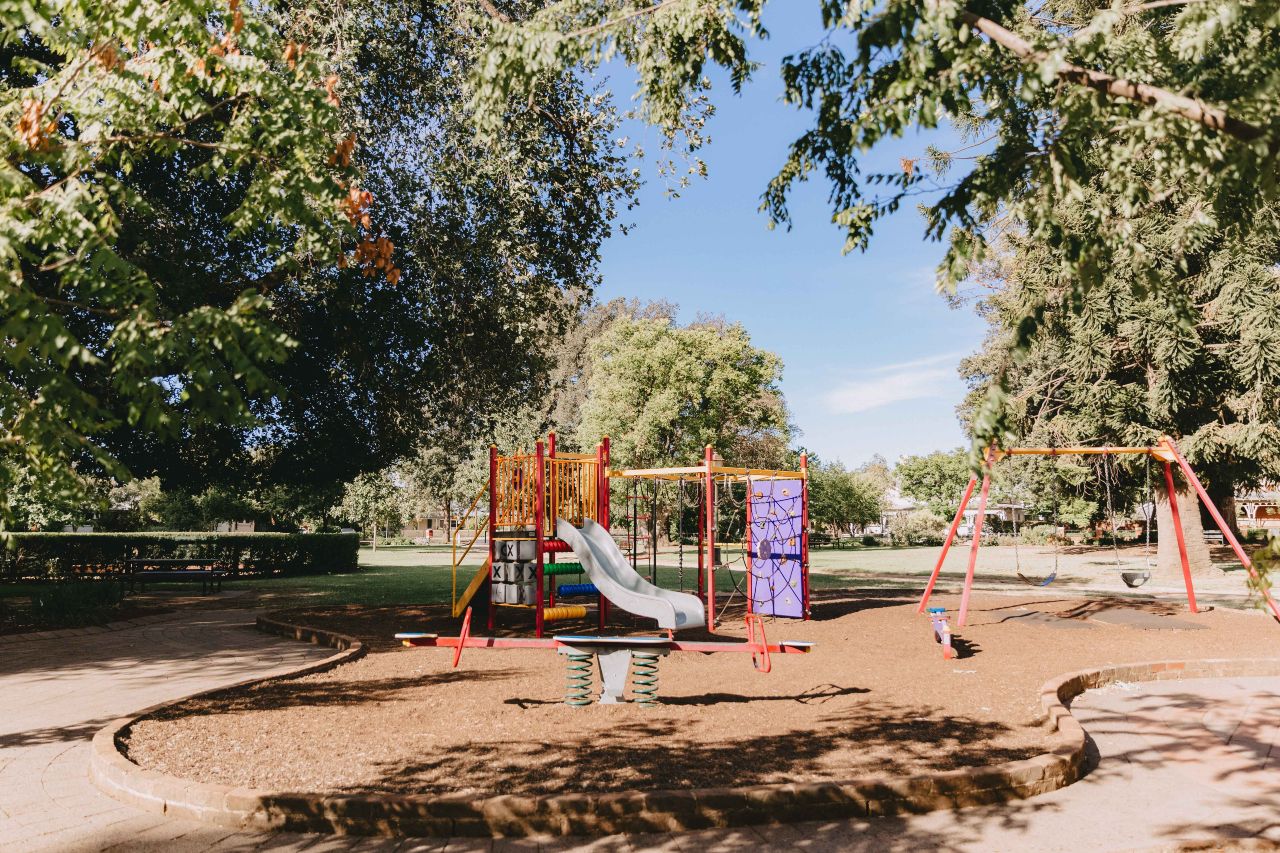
[123, 590, 1277, 798]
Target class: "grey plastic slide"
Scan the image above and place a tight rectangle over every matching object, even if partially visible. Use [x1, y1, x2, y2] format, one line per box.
[556, 518, 706, 631]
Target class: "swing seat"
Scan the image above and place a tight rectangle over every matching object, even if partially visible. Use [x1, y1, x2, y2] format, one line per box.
[1017, 571, 1058, 588]
[1121, 571, 1151, 589]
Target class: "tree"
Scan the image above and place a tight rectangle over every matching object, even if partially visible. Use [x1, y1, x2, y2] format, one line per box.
[575, 315, 790, 467]
[1, 0, 372, 530]
[895, 449, 973, 516]
[808, 462, 884, 537]
[957, 196, 1280, 574]
[334, 471, 405, 547]
[468, 0, 1280, 452]
[88, 1, 636, 505]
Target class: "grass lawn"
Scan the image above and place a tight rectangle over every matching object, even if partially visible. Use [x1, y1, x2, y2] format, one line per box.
[233, 544, 922, 611]
[59, 540, 1254, 619]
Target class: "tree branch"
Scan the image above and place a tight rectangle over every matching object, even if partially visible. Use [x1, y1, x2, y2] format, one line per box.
[959, 9, 1266, 143]
[475, 0, 512, 24]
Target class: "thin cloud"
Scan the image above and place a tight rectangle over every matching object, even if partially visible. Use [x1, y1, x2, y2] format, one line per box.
[824, 351, 966, 414]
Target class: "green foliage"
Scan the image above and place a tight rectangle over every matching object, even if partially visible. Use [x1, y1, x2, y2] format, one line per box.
[0, 532, 358, 579]
[469, 0, 1280, 453]
[0, 579, 128, 632]
[1057, 496, 1098, 530]
[890, 509, 949, 546]
[1247, 533, 1277, 608]
[808, 461, 884, 534]
[176, 0, 636, 500]
[576, 315, 789, 467]
[960, 194, 1280, 507]
[895, 448, 971, 515]
[334, 471, 406, 536]
[1, 0, 361, 529]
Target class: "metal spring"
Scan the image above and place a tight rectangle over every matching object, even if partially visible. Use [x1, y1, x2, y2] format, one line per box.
[631, 651, 660, 706]
[564, 652, 593, 706]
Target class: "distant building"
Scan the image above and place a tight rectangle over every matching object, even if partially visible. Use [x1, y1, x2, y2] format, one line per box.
[1238, 485, 1280, 529]
[401, 512, 451, 543]
[215, 521, 255, 532]
[873, 489, 918, 534]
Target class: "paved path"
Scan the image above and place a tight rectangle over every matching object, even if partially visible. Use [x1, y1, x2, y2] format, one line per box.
[0, 611, 333, 853]
[2, 613, 1276, 852]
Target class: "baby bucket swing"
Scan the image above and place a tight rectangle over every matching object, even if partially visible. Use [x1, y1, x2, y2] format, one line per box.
[1110, 453, 1153, 589]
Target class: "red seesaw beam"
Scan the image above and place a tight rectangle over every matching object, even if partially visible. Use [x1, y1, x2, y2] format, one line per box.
[398, 635, 814, 656]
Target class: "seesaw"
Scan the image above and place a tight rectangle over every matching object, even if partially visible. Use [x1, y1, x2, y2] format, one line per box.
[397, 608, 814, 706]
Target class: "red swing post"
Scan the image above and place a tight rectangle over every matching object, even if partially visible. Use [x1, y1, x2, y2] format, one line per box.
[1163, 438, 1280, 621]
[918, 473, 980, 613]
[958, 465, 993, 628]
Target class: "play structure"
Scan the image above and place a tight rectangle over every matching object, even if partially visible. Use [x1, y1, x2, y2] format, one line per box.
[409, 513, 813, 705]
[918, 435, 1280, 628]
[449, 433, 810, 637]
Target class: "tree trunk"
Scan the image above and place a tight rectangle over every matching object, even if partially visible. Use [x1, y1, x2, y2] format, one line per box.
[1155, 483, 1212, 577]
[1203, 480, 1240, 540]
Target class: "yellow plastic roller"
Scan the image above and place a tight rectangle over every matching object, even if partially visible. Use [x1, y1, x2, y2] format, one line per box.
[542, 605, 589, 621]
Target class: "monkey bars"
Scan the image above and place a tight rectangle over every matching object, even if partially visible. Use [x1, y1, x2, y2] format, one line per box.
[917, 436, 1280, 627]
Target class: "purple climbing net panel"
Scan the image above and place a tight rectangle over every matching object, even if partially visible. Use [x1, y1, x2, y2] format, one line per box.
[748, 479, 805, 618]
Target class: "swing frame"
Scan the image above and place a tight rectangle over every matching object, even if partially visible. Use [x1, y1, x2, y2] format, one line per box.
[613, 446, 811, 629]
[917, 435, 1280, 627]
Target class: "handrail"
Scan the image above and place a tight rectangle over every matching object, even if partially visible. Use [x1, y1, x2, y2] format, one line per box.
[455, 523, 486, 567]
[452, 480, 490, 611]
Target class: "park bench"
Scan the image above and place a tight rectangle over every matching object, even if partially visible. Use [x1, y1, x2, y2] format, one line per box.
[125, 558, 228, 594]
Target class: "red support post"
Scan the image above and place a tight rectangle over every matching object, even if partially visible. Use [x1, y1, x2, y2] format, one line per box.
[745, 478, 754, 614]
[705, 445, 716, 631]
[800, 453, 811, 620]
[918, 474, 980, 613]
[697, 487, 705, 602]
[599, 436, 611, 629]
[1164, 438, 1279, 619]
[487, 445, 497, 633]
[535, 439, 546, 638]
[1162, 460, 1199, 614]
[957, 472, 991, 628]
[548, 433, 557, 609]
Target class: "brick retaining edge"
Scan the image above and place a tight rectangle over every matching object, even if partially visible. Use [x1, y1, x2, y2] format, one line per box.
[90, 633, 1280, 838]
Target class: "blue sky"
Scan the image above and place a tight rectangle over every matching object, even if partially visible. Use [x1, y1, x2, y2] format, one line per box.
[593, 8, 986, 468]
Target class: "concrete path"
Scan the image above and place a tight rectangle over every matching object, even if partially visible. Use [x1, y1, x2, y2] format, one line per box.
[1, 613, 1276, 852]
[0, 611, 333, 853]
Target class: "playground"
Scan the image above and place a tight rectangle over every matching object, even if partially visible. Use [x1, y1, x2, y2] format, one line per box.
[22, 435, 1278, 846]
[121, 590, 1274, 800]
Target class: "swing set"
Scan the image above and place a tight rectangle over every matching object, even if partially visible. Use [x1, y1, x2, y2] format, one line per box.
[917, 435, 1280, 628]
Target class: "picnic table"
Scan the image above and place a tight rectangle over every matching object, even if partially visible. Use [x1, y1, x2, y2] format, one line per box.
[125, 558, 228, 594]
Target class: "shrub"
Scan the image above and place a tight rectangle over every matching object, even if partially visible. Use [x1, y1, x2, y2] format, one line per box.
[889, 510, 948, 546]
[0, 532, 359, 581]
[30, 580, 127, 628]
[861, 534, 881, 547]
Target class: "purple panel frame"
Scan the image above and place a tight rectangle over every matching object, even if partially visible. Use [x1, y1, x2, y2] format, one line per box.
[748, 479, 804, 618]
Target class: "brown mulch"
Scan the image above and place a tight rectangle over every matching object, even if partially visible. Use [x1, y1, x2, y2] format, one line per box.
[124, 590, 1279, 798]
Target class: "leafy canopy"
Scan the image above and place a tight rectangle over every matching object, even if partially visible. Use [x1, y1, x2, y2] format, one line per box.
[807, 460, 884, 534]
[468, 0, 1280, 452]
[575, 314, 789, 467]
[0, 0, 371, 529]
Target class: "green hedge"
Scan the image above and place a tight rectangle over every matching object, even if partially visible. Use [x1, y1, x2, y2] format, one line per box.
[0, 533, 359, 581]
